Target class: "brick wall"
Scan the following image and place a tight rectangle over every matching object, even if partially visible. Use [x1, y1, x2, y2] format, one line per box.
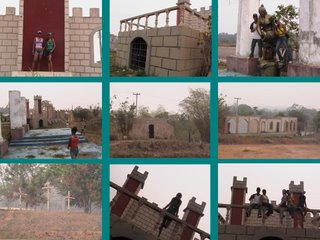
[0, 7, 19, 76]
[187, 6, 211, 32]
[69, 8, 102, 76]
[116, 25, 204, 76]
[219, 224, 320, 240]
[0, 5, 102, 76]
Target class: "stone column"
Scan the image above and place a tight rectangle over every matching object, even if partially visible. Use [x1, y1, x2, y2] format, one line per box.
[176, 0, 191, 26]
[236, 0, 260, 57]
[0, 116, 9, 158]
[299, 0, 320, 65]
[9, 90, 25, 140]
[0, 116, 3, 142]
[110, 166, 148, 217]
[289, 181, 304, 228]
[230, 176, 247, 225]
[179, 197, 206, 240]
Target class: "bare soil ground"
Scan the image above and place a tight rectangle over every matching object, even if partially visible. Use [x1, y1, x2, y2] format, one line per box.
[219, 135, 320, 159]
[71, 118, 102, 146]
[0, 210, 101, 240]
[110, 140, 210, 158]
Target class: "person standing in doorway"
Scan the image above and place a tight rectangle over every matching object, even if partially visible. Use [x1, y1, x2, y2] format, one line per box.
[45, 32, 56, 72]
[249, 14, 262, 59]
[32, 30, 45, 71]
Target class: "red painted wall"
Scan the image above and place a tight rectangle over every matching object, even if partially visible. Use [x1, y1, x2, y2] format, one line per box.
[180, 211, 201, 240]
[111, 178, 141, 217]
[230, 188, 245, 225]
[22, 0, 65, 71]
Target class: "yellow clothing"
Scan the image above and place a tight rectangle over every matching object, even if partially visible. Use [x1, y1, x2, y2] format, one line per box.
[276, 25, 286, 37]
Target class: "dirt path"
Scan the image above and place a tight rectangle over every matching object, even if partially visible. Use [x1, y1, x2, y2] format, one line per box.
[219, 144, 320, 159]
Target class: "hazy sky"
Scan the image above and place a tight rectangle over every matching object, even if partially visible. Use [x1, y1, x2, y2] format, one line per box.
[0, 0, 102, 16]
[219, 164, 320, 219]
[110, 82, 210, 113]
[219, 83, 320, 110]
[110, 164, 211, 234]
[218, 0, 299, 33]
[0, 83, 102, 109]
[110, 0, 211, 35]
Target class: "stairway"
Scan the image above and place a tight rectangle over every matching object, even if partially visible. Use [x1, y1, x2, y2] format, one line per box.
[10, 133, 86, 147]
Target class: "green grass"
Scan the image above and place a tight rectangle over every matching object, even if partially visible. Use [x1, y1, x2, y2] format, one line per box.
[110, 51, 146, 77]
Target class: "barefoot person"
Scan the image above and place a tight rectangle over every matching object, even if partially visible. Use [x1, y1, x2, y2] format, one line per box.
[32, 30, 45, 71]
[45, 32, 56, 72]
[68, 127, 80, 159]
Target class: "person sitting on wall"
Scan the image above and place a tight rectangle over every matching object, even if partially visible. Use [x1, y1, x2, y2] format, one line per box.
[68, 127, 80, 159]
[246, 187, 262, 218]
[32, 30, 45, 71]
[274, 189, 287, 219]
[44, 32, 56, 72]
[260, 189, 273, 217]
[158, 193, 182, 237]
[297, 191, 308, 221]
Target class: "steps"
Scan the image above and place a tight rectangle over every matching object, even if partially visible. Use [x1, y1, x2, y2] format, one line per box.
[10, 133, 86, 147]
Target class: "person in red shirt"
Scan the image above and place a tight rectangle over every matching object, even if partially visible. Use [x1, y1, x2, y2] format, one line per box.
[68, 127, 80, 159]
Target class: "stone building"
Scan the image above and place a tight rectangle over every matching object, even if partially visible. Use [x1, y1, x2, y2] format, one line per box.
[110, 166, 210, 240]
[116, 0, 211, 76]
[219, 177, 320, 239]
[224, 116, 298, 134]
[129, 118, 175, 140]
[0, 0, 102, 77]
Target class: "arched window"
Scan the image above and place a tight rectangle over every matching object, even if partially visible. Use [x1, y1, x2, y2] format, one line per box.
[130, 37, 147, 70]
[269, 122, 273, 130]
[91, 28, 102, 66]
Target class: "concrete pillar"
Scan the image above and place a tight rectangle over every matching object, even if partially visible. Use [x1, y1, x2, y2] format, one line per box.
[9, 91, 25, 140]
[176, 0, 191, 26]
[289, 181, 304, 228]
[299, 0, 320, 65]
[111, 166, 148, 217]
[0, 116, 3, 142]
[236, 0, 260, 57]
[230, 176, 247, 225]
[180, 197, 206, 240]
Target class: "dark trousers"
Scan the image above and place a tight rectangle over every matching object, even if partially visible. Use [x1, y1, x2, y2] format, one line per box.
[276, 36, 292, 61]
[250, 39, 262, 58]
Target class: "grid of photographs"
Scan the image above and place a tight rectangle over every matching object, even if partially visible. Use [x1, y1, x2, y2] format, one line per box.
[2, 0, 318, 239]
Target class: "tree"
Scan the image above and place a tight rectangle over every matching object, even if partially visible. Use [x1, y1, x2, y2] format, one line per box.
[46, 164, 102, 213]
[153, 105, 169, 119]
[179, 89, 210, 143]
[110, 101, 136, 137]
[287, 104, 309, 133]
[274, 4, 299, 50]
[73, 107, 91, 120]
[137, 105, 151, 118]
[199, 15, 212, 76]
[313, 111, 320, 132]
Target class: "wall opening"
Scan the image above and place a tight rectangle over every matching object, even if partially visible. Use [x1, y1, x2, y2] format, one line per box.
[92, 29, 102, 64]
[130, 37, 147, 70]
[149, 124, 154, 138]
[276, 122, 280, 132]
[39, 119, 43, 128]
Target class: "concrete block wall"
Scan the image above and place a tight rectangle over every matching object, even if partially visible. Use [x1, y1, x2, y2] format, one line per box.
[187, 6, 211, 32]
[0, 7, 19, 76]
[219, 224, 320, 240]
[69, 8, 102, 76]
[116, 25, 204, 76]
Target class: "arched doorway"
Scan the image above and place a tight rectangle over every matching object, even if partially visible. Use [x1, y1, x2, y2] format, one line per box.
[148, 124, 154, 138]
[39, 119, 43, 128]
[238, 119, 248, 133]
[130, 37, 147, 70]
[276, 122, 280, 132]
[227, 119, 236, 133]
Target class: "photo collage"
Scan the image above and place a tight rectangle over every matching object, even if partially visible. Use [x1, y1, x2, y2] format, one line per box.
[1, 0, 318, 239]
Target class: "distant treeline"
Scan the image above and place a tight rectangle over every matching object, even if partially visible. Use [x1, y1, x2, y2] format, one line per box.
[219, 32, 236, 44]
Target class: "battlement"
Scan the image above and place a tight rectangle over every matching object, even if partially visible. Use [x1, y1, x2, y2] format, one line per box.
[70, 8, 101, 18]
[232, 176, 247, 189]
[0, 7, 18, 16]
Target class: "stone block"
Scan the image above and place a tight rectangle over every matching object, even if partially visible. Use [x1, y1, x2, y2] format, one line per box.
[0, 140, 9, 158]
[162, 59, 177, 70]
[151, 36, 163, 46]
[147, 28, 157, 36]
[154, 67, 169, 76]
[73, 8, 83, 17]
[8, 21, 18, 28]
[158, 27, 171, 36]
[218, 234, 236, 240]
[163, 36, 178, 47]
[286, 228, 306, 237]
[90, 8, 100, 17]
[0, 21, 8, 27]
[150, 57, 162, 67]
[288, 62, 320, 76]
[225, 225, 247, 234]
[151, 47, 156, 56]
[156, 47, 169, 58]
[190, 48, 202, 58]
[11, 127, 24, 140]
[226, 56, 259, 76]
